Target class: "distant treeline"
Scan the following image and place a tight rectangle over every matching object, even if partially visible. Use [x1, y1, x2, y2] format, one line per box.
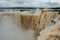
[0, 7, 44, 9]
[0, 7, 60, 9]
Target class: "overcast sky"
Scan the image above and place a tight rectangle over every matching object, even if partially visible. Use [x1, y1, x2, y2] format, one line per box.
[0, 0, 60, 7]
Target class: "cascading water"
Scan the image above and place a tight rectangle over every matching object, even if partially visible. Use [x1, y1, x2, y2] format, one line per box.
[0, 9, 60, 40]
